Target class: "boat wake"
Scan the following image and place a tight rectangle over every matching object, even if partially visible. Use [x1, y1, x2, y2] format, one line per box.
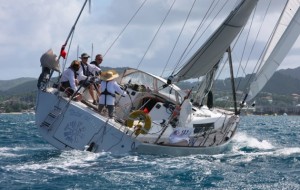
[233, 132, 274, 151]
[225, 132, 300, 160]
[1, 148, 108, 174]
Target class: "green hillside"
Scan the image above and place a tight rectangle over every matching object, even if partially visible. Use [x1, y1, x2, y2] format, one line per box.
[0, 66, 299, 113]
[0, 77, 36, 91]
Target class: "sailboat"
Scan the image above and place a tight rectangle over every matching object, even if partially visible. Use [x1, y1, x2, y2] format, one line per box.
[35, 0, 300, 156]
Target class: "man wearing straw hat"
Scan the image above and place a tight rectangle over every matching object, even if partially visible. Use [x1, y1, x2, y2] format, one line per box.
[98, 70, 126, 118]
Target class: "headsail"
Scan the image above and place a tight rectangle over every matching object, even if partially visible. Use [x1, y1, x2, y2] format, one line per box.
[247, 0, 300, 101]
[193, 63, 219, 105]
[173, 0, 258, 82]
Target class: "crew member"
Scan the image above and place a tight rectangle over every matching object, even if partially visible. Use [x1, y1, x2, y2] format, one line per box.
[98, 70, 126, 118]
[59, 60, 82, 101]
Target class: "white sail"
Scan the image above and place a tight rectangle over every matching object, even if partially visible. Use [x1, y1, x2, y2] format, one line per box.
[247, 0, 300, 101]
[194, 63, 219, 105]
[173, 0, 258, 82]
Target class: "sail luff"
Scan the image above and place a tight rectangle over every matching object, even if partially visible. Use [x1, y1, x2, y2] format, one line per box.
[173, 0, 258, 82]
[247, 1, 300, 101]
[259, 0, 300, 69]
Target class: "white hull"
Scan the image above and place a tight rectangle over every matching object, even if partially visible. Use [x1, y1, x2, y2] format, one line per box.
[36, 89, 141, 154]
[35, 87, 238, 156]
[34, 0, 295, 156]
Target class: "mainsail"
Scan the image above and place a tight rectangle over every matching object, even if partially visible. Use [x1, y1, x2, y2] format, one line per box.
[247, 0, 300, 101]
[173, 0, 258, 82]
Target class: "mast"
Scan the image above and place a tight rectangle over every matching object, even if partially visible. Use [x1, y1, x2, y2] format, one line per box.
[52, 0, 90, 85]
[227, 47, 238, 115]
[59, 0, 90, 61]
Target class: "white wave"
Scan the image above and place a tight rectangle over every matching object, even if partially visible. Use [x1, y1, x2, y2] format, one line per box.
[274, 147, 300, 156]
[0, 146, 53, 152]
[25, 121, 35, 124]
[218, 132, 300, 164]
[0, 146, 56, 159]
[0, 152, 21, 158]
[3, 150, 107, 174]
[0, 147, 27, 158]
[226, 147, 300, 165]
[233, 132, 274, 150]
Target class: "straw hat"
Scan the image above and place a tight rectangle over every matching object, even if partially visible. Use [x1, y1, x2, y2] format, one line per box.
[100, 70, 119, 81]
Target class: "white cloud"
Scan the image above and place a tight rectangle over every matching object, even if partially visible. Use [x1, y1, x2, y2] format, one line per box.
[0, 0, 297, 80]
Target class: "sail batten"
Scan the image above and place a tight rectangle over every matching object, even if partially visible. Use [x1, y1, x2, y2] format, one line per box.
[247, 0, 300, 101]
[173, 0, 258, 82]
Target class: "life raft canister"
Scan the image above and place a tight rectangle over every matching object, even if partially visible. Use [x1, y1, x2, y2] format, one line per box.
[126, 110, 152, 136]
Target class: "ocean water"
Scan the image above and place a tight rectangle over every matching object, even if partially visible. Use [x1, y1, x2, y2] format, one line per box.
[1, 114, 300, 190]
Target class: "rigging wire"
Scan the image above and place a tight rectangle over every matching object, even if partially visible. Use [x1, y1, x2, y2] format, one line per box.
[136, 0, 176, 70]
[246, 0, 285, 82]
[177, 0, 221, 64]
[176, 0, 227, 105]
[53, 0, 89, 85]
[61, 30, 76, 72]
[172, 0, 228, 76]
[91, 43, 94, 60]
[234, 5, 258, 79]
[236, 0, 273, 92]
[168, 0, 199, 76]
[161, 0, 218, 77]
[165, 0, 234, 106]
[213, 0, 276, 108]
[185, 0, 240, 80]
[172, 0, 230, 106]
[253, 0, 290, 75]
[209, 3, 257, 108]
[160, 0, 203, 77]
[103, 0, 147, 57]
[210, 24, 251, 109]
[238, 1, 271, 79]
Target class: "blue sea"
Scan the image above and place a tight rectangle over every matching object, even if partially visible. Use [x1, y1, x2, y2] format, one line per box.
[1, 113, 300, 190]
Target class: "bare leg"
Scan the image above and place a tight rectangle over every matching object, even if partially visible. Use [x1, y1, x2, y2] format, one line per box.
[89, 85, 97, 104]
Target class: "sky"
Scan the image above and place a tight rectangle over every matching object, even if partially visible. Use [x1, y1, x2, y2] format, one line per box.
[0, 0, 298, 80]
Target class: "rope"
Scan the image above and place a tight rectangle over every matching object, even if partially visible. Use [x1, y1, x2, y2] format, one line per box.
[168, 0, 199, 76]
[103, 0, 148, 57]
[171, 0, 227, 75]
[61, 30, 75, 73]
[161, 0, 208, 77]
[234, 5, 258, 79]
[236, 1, 272, 93]
[136, 0, 176, 70]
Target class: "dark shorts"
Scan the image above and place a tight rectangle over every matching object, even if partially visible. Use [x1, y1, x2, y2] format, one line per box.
[60, 82, 74, 97]
[98, 104, 114, 118]
[65, 88, 75, 97]
[79, 80, 91, 88]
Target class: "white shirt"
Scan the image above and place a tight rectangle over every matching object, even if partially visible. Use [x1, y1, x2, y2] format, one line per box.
[60, 68, 78, 91]
[77, 62, 101, 81]
[99, 80, 126, 105]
